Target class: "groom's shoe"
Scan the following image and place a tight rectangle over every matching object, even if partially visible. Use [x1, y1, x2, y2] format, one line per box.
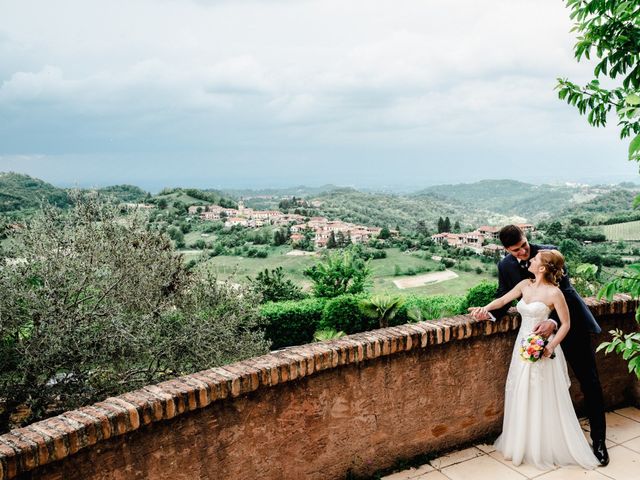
[593, 438, 609, 466]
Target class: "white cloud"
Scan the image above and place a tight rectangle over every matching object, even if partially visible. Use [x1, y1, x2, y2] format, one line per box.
[0, 0, 635, 186]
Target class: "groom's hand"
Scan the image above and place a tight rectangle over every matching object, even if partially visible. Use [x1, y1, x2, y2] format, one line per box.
[533, 320, 555, 337]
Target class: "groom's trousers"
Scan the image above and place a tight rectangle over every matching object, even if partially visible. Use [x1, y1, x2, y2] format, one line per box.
[561, 326, 607, 442]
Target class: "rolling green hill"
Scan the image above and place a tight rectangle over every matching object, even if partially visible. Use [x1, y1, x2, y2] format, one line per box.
[415, 179, 640, 223]
[415, 180, 582, 219]
[0, 172, 70, 212]
[97, 185, 149, 203]
[309, 189, 512, 232]
[559, 189, 640, 224]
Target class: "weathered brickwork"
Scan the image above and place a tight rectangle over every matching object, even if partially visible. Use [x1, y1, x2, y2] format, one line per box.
[1, 295, 638, 479]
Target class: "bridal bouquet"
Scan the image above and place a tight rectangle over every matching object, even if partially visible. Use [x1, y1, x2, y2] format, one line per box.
[519, 333, 555, 362]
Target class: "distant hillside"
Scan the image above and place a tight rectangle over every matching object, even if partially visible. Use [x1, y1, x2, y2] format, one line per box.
[310, 189, 513, 232]
[153, 187, 236, 208]
[559, 189, 640, 224]
[97, 185, 149, 203]
[414, 179, 619, 220]
[0, 172, 70, 212]
[222, 184, 342, 199]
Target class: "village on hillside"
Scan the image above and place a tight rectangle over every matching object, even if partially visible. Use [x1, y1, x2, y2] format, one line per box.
[188, 201, 389, 249]
[431, 224, 535, 256]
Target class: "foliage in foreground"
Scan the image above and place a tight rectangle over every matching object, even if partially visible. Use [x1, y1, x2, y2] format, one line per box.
[0, 197, 269, 432]
[598, 264, 640, 378]
[557, 1, 640, 380]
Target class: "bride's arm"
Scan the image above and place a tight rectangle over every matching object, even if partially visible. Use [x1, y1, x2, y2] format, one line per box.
[468, 279, 527, 319]
[544, 289, 570, 356]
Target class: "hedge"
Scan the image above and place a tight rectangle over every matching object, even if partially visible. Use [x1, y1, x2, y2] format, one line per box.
[261, 284, 497, 349]
[319, 294, 374, 334]
[260, 297, 327, 349]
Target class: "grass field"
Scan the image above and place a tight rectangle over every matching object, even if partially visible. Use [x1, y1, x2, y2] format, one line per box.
[598, 221, 640, 241]
[196, 247, 494, 296]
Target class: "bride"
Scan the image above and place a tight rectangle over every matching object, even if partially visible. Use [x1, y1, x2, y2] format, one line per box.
[469, 249, 599, 470]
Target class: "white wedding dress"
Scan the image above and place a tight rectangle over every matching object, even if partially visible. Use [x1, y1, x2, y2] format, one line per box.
[494, 299, 599, 470]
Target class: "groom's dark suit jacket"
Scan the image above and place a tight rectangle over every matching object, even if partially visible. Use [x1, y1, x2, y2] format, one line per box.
[489, 243, 601, 334]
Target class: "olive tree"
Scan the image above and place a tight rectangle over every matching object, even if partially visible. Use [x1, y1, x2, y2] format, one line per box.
[0, 196, 269, 432]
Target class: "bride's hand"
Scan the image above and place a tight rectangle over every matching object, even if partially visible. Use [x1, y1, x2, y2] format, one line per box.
[543, 345, 555, 358]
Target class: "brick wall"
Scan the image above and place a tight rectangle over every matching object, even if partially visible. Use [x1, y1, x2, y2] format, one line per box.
[1, 296, 639, 480]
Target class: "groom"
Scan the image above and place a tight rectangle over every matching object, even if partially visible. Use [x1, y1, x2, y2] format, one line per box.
[473, 225, 608, 466]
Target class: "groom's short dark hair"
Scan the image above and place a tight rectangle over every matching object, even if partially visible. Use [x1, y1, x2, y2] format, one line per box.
[499, 225, 524, 248]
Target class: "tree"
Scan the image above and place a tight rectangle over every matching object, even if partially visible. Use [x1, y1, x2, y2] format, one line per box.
[173, 200, 187, 213]
[453, 220, 461, 233]
[303, 251, 372, 298]
[559, 238, 583, 260]
[437, 217, 445, 233]
[557, 1, 640, 165]
[546, 221, 564, 238]
[336, 231, 347, 248]
[273, 229, 287, 246]
[0, 196, 269, 432]
[557, 2, 640, 379]
[378, 226, 391, 239]
[327, 231, 338, 249]
[416, 220, 429, 236]
[443, 217, 451, 233]
[248, 267, 306, 303]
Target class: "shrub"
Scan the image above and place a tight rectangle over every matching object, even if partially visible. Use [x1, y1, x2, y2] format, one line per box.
[359, 295, 405, 328]
[313, 329, 346, 341]
[398, 295, 466, 322]
[441, 258, 456, 268]
[260, 298, 327, 349]
[319, 294, 374, 334]
[304, 251, 371, 298]
[463, 281, 498, 310]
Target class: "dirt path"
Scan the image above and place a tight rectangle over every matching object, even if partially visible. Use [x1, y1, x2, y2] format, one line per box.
[392, 270, 458, 289]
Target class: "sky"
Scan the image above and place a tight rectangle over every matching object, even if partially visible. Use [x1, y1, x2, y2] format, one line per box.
[0, 0, 638, 191]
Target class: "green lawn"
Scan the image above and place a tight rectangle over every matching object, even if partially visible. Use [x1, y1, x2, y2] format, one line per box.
[200, 246, 318, 283]
[197, 247, 494, 296]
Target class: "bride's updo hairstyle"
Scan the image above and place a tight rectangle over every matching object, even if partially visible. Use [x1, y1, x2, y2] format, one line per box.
[538, 249, 565, 286]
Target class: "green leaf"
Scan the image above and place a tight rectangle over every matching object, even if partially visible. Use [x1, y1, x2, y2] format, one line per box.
[629, 133, 640, 161]
[626, 94, 640, 105]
